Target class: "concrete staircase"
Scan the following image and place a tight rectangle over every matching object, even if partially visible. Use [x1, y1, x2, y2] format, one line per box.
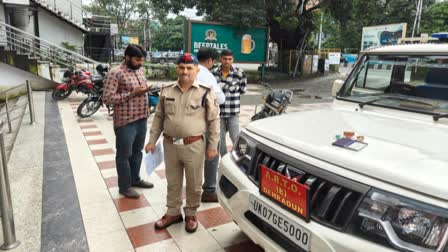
[0, 21, 100, 88]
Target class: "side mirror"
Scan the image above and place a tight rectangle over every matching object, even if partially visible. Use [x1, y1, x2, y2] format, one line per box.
[331, 79, 345, 97]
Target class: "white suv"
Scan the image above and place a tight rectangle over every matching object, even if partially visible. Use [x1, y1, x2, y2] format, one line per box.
[217, 44, 448, 252]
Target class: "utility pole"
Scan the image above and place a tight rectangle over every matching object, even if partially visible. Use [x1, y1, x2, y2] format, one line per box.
[318, 10, 323, 54]
[412, 0, 423, 38]
[417, 0, 423, 35]
[143, 20, 146, 48]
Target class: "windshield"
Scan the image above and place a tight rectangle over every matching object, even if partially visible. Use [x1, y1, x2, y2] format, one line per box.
[339, 54, 448, 115]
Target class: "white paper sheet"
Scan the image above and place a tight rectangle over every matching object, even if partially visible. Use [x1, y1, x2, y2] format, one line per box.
[143, 141, 164, 176]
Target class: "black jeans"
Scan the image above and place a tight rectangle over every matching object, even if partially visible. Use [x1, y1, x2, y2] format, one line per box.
[114, 118, 147, 192]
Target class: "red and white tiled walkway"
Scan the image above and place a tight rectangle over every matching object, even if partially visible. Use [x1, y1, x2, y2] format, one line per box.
[58, 93, 329, 252]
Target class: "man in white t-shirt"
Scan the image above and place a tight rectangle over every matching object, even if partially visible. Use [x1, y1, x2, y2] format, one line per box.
[196, 47, 225, 202]
[197, 48, 225, 104]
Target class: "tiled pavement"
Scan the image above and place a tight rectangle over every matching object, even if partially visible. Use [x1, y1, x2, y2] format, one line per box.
[59, 93, 330, 252]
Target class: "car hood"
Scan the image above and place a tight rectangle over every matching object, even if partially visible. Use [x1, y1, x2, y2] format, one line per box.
[246, 106, 448, 200]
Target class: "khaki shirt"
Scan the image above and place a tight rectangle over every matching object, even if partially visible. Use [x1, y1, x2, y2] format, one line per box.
[149, 81, 220, 150]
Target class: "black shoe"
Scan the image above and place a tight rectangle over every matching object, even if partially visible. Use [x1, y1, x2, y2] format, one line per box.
[119, 188, 140, 199]
[201, 191, 218, 203]
[132, 180, 154, 189]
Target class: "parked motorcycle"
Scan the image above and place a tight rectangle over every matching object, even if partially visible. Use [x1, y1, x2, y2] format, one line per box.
[77, 84, 161, 118]
[76, 64, 109, 118]
[148, 86, 160, 114]
[52, 65, 106, 101]
[251, 82, 293, 121]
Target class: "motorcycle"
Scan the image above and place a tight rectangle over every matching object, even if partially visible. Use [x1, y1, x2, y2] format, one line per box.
[251, 82, 293, 121]
[148, 86, 160, 114]
[52, 66, 105, 101]
[77, 83, 161, 118]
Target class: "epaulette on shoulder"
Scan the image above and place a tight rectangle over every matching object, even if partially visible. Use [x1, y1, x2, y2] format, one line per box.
[198, 82, 211, 90]
[163, 82, 177, 88]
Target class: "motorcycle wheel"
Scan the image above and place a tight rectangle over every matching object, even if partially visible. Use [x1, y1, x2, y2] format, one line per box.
[52, 89, 72, 101]
[77, 98, 102, 118]
[251, 111, 268, 121]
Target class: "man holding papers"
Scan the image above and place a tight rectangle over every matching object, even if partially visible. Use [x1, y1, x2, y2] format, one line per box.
[145, 53, 220, 233]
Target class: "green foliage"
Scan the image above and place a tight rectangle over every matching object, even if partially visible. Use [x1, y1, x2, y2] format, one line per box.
[151, 16, 185, 51]
[84, 0, 162, 31]
[151, 0, 320, 49]
[321, 0, 437, 51]
[421, 2, 448, 34]
[60, 42, 77, 51]
[29, 62, 38, 75]
[85, 0, 447, 54]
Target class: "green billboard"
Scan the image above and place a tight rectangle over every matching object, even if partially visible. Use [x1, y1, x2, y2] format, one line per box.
[185, 20, 269, 63]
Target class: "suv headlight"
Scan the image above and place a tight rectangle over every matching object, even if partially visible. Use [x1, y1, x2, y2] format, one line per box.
[353, 189, 448, 252]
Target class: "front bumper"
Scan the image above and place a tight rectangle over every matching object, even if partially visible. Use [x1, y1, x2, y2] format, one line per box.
[217, 154, 395, 252]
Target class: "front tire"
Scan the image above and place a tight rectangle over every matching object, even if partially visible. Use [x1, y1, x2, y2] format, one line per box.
[77, 98, 102, 118]
[52, 89, 72, 101]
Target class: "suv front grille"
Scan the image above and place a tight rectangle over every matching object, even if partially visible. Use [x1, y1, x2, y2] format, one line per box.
[239, 140, 370, 231]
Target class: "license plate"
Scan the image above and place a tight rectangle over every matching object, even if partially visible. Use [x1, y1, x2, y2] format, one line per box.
[259, 165, 310, 221]
[249, 195, 311, 251]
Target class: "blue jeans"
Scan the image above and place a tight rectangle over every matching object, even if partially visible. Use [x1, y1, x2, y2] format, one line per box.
[114, 118, 147, 192]
[219, 116, 239, 157]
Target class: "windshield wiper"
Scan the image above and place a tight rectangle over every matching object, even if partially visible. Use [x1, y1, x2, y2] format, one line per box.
[358, 97, 383, 109]
[433, 113, 448, 121]
[358, 96, 436, 109]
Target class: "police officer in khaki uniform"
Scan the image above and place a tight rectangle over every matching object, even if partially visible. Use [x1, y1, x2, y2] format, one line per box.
[145, 53, 220, 233]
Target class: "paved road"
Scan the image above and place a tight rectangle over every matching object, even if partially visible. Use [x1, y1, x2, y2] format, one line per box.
[150, 66, 353, 108]
[242, 68, 351, 106]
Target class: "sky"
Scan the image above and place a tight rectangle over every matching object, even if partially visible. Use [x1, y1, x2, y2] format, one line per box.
[168, 7, 203, 20]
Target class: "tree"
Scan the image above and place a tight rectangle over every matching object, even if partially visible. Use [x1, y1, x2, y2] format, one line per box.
[83, 0, 154, 31]
[151, 0, 326, 50]
[322, 0, 436, 50]
[421, 2, 448, 34]
[151, 16, 185, 51]
[149, 0, 355, 74]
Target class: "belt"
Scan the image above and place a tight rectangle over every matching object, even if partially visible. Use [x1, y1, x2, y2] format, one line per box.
[164, 134, 203, 145]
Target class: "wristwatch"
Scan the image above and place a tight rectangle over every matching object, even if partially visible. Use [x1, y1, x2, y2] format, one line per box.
[129, 91, 136, 98]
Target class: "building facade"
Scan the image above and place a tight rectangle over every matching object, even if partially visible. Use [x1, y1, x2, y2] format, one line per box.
[1, 0, 86, 49]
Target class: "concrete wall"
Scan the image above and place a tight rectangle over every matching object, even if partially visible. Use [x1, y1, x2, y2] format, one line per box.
[1, 4, 36, 40]
[0, 4, 6, 47]
[12, 11, 35, 35]
[38, 7, 84, 48]
[0, 3, 5, 22]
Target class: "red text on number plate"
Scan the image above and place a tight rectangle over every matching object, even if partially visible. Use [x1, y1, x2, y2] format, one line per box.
[260, 165, 310, 221]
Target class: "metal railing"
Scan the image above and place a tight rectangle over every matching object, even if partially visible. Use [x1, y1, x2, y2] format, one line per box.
[83, 15, 112, 33]
[0, 20, 99, 72]
[0, 81, 36, 250]
[0, 81, 36, 134]
[34, 0, 88, 30]
[33, 0, 113, 32]
[0, 120, 19, 250]
[0, 80, 35, 250]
